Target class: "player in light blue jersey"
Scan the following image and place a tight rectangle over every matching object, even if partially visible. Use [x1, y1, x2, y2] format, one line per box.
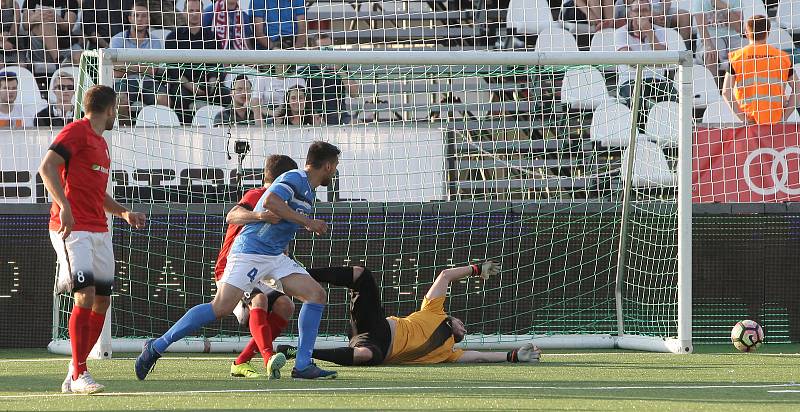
[135, 141, 341, 380]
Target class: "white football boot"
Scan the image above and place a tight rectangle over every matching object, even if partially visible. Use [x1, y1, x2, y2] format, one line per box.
[70, 371, 105, 395]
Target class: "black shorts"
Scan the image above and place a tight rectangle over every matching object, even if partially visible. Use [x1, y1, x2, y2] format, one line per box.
[248, 285, 286, 312]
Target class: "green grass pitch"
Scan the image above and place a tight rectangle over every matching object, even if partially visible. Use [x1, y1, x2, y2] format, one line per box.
[2, 345, 800, 411]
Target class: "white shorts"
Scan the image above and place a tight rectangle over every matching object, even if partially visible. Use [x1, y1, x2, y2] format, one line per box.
[49, 230, 115, 295]
[220, 253, 309, 294]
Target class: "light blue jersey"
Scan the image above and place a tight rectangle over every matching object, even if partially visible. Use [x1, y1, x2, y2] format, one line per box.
[231, 170, 315, 256]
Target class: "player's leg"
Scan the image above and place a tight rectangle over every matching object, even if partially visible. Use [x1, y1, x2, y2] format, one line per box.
[51, 231, 105, 394]
[273, 258, 336, 379]
[232, 287, 294, 379]
[135, 254, 257, 380]
[82, 232, 114, 364]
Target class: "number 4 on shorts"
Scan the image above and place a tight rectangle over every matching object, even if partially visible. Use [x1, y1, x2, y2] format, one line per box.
[246, 268, 258, 282]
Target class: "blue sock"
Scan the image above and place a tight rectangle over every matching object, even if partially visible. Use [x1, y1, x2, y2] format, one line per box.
[295, 302, 325, 370]
[152, 303, 217, 354]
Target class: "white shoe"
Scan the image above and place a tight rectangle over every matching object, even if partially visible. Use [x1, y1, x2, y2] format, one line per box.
[61, 362, 73, 393]
[70, 371, 105, 395]
[233, 300, 250, 325]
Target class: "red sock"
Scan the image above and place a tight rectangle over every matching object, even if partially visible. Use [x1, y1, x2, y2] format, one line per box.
[267, 312, 288, 340]
[235, 339, 260, 365]
[69, 306, 92, 380]
[81, 311, 106, 363]
[248, 308, 274, 366]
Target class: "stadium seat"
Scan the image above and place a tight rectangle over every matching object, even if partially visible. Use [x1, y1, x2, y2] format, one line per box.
[252, 76, 306, 105]
[701, 101, 743, 125]
[192, 104, 226, 128]
[787, 110, 800, 122]
[223, 65, 261, 90]
[662, 27, 686, 51]
[644, 101, 682, 148]
[48, 66, 82, 105]
[374, 0, 433, 13]
[740, 0, 769, 21]
[150, 29, 173, 42]
[136, 105, 182, 127]
[777, 0, 800, 34]
[590, 102, 638, 147]
[589, 28, 616, 52]
[0, 66, 46, 109]
[689, 64, 722, 109]
[447, 77, 493, 119]
[507, 0, 558, 35]
[535, 27, 579, 51]
[621, 140, 676, 188]
[767, 27, 795, 50]
[560, 66, 613, 110]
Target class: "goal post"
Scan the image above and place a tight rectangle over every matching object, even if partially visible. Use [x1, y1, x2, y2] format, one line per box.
[49, 49, 693, 356]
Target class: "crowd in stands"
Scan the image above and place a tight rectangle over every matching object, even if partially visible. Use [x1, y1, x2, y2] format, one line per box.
[0, 0, 797, 128]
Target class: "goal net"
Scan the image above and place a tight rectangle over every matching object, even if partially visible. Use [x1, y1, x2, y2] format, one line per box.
[47, 48, 692, 356]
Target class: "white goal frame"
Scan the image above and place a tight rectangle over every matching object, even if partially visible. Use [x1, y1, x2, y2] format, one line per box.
[48, 49, 693, 356]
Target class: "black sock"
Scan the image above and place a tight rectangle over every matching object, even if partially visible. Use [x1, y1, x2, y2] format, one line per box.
[312, 347, 354, 366]
[308, 267, 356, 288]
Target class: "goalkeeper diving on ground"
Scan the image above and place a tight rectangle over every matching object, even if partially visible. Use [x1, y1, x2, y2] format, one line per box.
[275, 262, 541, 366]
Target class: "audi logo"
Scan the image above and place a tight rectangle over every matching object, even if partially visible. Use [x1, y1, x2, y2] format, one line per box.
[743, 147, 800, 196]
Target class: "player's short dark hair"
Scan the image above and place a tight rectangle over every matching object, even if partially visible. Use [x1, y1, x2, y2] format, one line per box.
[305, 141, 340, 168]
[746, 15, 770, 42]
[83, 85, 117, 114]
[264, 154, 298, 184]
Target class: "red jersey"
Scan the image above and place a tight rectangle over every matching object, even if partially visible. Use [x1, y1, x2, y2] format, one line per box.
[48, 118, 111, 233]
[214, 187, 267, 280]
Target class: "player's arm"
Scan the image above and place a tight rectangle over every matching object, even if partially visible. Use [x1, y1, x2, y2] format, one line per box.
[424, 261, 500, 300]
[38, 150, 73, 238]
[457, 343, 541, 364]
[263, 192, 327, 235]
[103, 194, 146, 229]
[225, 205, 280, 225]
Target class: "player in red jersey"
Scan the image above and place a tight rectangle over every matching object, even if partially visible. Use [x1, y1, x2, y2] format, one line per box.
[39, 85, 146, 394]
[216, 154, 301, 379]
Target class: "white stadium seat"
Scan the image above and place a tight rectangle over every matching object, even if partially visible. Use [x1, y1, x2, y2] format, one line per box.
[689, 65, 722, 109]
[777, 0, 800, 34]
[590, 102, 638, 147]
[223, 65, 260, 91]
[561, 66, 613, 110]
[644, 101, 682, 148]
[192, 104, 226, 128]
[767, 27, 795, 50]
[136, 105, 182, 127]
[507, 0, 558, 35]
[621, 140, 676, 188]
[740, 0, 769, 21]
[701, 101, 743, 125]
[0, 66, 47, 111]
[590, 28, 617, 52]
[535, 27, 578, 51]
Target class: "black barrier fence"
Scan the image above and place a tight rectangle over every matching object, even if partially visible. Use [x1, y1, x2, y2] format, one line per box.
[2, 204, 799, 348]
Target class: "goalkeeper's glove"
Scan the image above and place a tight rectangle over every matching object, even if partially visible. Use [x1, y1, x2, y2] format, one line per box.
[507, 343, 541, 363]
[471, 260, 501, 280]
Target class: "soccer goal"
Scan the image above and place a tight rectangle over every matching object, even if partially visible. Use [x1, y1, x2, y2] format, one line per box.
[47, 48, 693, 357]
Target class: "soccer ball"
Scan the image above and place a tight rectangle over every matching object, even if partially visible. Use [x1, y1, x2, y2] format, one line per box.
[731, 320, 764, 352]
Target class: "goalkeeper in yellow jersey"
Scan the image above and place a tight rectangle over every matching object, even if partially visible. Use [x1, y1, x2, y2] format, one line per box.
[276, 262, 541, 365]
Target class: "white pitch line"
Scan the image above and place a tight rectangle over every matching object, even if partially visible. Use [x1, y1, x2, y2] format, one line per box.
[1, 384, 798, 400]
[768, 390, 800, 393]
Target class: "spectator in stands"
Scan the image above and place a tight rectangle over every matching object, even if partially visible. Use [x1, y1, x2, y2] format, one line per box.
[203, 0, 252, 50]
[0, 71, 35, 128]
[110, 0, 168, 124]
[615, 0, 676, 129]
[561, 0, 621, 32]
[273, 85, 323, 126]
[23, 0, 82, 74]
[34, 70, 75, 127]
[302, 35, 356, 125]
[213, 75, 265, 125]
[252, 0, 307, 49]
[691, 0, 745, 77]
[82, 0, 132, 49]
[166, 0, 226, 124]
[722, 15, 800, 125]
[1, 0, 29, 68]
[612, 0, 692, 40]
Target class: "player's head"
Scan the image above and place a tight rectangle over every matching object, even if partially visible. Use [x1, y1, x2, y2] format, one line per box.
[0, 72, 18, 106]
[305, 141, 340, 187]
[83, 85, 118, 130]
[447, 316, 466, 343]
[746, 15, 770, 42]
[264, 154, 298, 184]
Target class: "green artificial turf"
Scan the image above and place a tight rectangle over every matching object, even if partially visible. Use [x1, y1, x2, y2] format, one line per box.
[2, 345, 800, 411]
